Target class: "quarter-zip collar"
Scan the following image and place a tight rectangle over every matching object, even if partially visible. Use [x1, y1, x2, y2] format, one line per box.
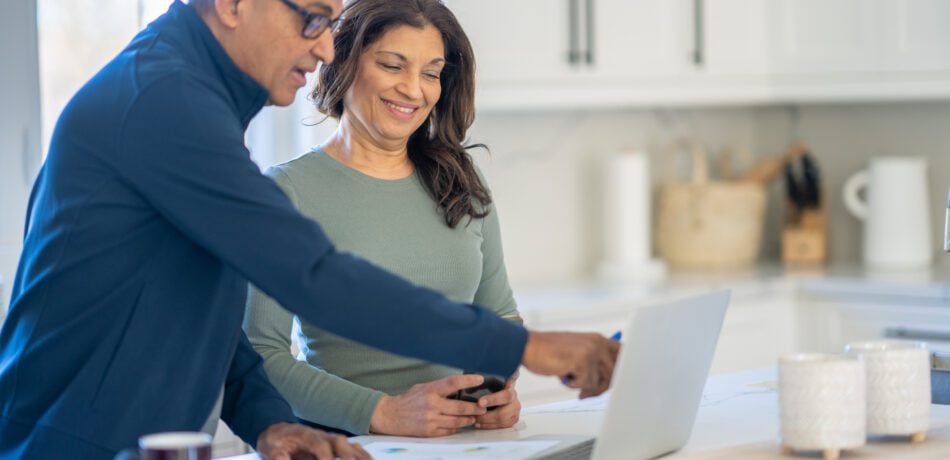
[158, 1, 270, 129]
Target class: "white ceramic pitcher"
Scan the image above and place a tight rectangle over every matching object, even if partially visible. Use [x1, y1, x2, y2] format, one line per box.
[842, 157, 933, 270]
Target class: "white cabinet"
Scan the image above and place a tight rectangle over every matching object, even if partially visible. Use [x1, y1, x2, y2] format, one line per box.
[767, 0, 881, 74]
[450, 0, 950, 109]
[452, 0, 767, 80]
[767, 0, 950, 74]
[451, 0, 702, 84]
[592, 0, 696, 79]
[449, 0, 776, 109]
[702, 0, 769, 77]
[763, 0, 950, 102]
[451, 0, 772, 108]
[710, 291, 797, 374]
[798, 299, 950, 355]
[880, 0, 950, 72]
[510, 277, 950, 408]
[449, 0, 575, 84]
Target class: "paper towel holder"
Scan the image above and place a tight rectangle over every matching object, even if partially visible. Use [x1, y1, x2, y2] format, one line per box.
[597, 149, 667, 283]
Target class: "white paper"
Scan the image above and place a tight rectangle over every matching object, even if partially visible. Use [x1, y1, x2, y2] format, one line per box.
[362, 440, 559, 460]
[520, 393, 610, 415]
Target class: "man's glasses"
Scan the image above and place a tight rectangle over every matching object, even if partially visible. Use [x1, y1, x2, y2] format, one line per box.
[278, 0, 343, 39]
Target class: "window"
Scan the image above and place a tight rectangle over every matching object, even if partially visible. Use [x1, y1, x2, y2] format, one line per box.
[38, 0, 174, 156]
[36, 0, 333, 169]
[6, 0, 334, 315]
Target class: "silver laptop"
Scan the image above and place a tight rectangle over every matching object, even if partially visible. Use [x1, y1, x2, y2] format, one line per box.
[538, 290, 730, 460]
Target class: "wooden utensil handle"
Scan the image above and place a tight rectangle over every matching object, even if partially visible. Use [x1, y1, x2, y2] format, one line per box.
[739, 142, 809, 185]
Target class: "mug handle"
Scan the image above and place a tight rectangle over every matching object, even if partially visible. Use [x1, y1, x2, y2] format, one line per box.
[842, 170, 869, 220]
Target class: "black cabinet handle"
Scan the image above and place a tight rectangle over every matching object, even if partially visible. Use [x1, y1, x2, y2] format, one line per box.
[567, 0, 580, 65]
[885, 327, 950, 342]
[692, 0, 704, 67]
[585, 0, 595, 65]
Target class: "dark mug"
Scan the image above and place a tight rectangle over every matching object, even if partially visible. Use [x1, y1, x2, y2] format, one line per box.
[138, 432, 212, 460]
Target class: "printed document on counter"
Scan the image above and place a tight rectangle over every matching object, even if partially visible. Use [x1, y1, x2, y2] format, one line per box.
[362, 440, 559, 459]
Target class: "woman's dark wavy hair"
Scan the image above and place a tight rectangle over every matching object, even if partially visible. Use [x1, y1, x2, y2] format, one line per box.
[311, 0, 491, 228]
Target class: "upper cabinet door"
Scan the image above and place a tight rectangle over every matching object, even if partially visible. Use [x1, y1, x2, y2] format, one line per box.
[592, 0, 696, 79]
[768, 0, 881, 74]
[450, 0, 576, 84]
[450, 0, 950, 108]
[703, 0, 770, 77]
[880, 0, 950, 72]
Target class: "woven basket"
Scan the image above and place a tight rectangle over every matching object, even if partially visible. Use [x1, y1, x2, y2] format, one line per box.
[656, 140, 766, 269]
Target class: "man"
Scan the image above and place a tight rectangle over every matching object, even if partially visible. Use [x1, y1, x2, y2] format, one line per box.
[0, 0, 619, 458]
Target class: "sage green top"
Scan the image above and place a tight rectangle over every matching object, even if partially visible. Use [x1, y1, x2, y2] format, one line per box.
[243, 147, 519, 435]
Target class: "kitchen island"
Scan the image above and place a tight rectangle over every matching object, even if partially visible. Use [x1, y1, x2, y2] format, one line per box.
[353, 367, 950, 459]
[228, 367, 950, 459]
[219, 262, 950, 457]
[510, 261, 950, 407]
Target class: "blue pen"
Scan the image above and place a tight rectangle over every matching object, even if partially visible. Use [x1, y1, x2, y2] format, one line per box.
[561, 330, 622, 385]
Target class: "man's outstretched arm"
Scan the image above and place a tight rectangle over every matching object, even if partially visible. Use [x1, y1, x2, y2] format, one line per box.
[119, 73, 618, 396]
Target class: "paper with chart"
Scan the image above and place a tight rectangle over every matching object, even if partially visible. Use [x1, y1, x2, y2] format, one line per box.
[362, 440, 559, 459]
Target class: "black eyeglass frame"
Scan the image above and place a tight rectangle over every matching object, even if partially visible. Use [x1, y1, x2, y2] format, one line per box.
[278, 0, 343, 39]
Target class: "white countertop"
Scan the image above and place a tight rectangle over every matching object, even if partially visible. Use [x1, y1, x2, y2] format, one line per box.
[346, 367, 950, 459]
[225, 367, 950, 459]
[511, 260, 950, 316]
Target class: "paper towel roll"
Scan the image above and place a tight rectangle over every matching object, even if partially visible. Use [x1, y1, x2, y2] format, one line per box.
[598, 151, 665, 282]
[603, 151, 650, 264]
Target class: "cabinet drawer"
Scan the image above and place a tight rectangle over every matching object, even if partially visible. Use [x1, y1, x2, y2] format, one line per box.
[815, 302, 950, 354]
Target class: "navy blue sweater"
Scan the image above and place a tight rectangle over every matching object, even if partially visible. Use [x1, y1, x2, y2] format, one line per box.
[0, 2, 526, 458]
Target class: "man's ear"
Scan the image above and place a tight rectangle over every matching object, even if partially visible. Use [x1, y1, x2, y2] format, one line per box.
[213, 0, 242, 29]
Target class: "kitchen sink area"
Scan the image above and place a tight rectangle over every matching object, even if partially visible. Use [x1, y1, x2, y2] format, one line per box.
[512, 261, 950, 407]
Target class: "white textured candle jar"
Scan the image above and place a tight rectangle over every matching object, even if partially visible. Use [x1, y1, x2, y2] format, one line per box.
[779, 353, 867, 452]
[845, 340, 931, 438]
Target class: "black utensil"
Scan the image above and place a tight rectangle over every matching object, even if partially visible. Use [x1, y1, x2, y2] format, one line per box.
[800, 152, 822, 209]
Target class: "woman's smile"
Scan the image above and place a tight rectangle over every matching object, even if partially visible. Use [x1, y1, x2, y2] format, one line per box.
[382, 98, 419, 120]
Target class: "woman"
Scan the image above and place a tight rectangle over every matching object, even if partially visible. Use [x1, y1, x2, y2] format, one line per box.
[244, 0, 523, 438]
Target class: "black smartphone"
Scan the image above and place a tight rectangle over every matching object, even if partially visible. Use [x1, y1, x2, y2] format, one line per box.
[450, 374, 507, 411]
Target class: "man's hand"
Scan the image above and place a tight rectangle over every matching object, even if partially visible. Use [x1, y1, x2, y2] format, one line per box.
[369, 374, 488, 437]
[256, 422, 369, 460]
[474, 372, 521, 430]
[521, 331, 621, 398]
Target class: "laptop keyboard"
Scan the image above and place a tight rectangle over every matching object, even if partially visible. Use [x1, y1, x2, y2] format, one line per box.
[536, 439, 594, 459]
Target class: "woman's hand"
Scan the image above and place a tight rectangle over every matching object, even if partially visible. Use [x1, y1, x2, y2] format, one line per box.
[473, 372, 521, 430]
[369, 374, 488, 437]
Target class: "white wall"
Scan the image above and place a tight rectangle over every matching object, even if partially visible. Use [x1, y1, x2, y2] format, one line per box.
[254, 103, 767, 285]
[0, 0, 42, 315]
[247, 83, 950, 288]
[466, 103, 950, 286]
[468, 107, 764, 284]
[752, 102, 950, 265]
